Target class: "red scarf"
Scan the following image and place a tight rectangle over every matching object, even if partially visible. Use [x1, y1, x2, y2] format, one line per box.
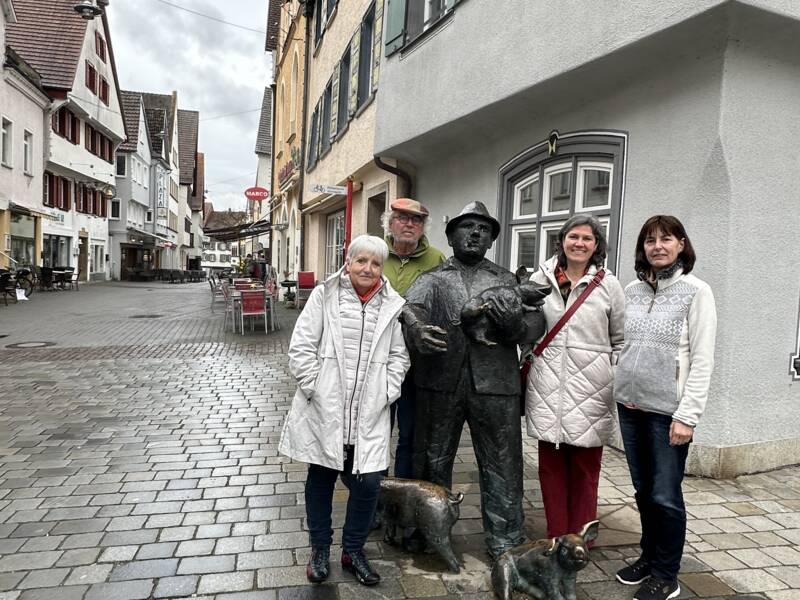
[357, 279, 383, 304]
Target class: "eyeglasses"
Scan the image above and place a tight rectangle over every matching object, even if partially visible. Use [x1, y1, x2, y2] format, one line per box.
[395, 213, 424, 225]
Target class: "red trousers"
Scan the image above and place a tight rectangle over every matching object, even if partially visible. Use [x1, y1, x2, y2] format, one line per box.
[537, 440, 603, 541]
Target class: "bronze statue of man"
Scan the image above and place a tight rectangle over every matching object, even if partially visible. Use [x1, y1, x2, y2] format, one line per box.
[402, 201, 546, 559]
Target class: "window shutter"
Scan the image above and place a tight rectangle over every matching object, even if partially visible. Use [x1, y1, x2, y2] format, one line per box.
[315, 100, 324, 159]
[73, 114, 80, 145]
[348, 30, 360, 117]
[329, 68, 340, 140]
[384, 0, 406, 56]
[372, 1, 383, 93]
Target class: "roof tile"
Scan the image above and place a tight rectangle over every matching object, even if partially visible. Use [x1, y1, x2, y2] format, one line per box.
[254, 87, 272, 155]
[177, 109, 199, 186]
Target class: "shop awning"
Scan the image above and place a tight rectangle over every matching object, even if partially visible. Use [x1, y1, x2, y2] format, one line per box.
[128, 226, 172, 244]
[203, 217, 271, 241]
[9, 202, 58, 220]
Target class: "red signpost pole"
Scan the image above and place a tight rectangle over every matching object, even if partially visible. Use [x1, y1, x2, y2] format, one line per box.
[343, 177, 353, 261]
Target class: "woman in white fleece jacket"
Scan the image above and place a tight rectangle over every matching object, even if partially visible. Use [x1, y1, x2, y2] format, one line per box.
[614, 216, 717, 600]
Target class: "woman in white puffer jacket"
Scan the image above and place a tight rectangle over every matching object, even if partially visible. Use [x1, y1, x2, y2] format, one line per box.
[279, 235, 410, 588]
[525, 215, 625, 542]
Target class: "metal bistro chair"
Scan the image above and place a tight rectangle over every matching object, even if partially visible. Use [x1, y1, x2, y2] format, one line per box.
[239, 289, 268, 334]
[220, 282, 238, 333]
[209, 277, 225, 312]
[296, 271, 316, 310]
[66, 269, 80, 291]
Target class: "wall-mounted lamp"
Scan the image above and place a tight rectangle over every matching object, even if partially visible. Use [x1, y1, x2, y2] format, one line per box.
[73, 1, 102, 19]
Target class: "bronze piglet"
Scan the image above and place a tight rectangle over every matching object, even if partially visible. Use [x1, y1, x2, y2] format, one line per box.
[377, 477, 464, 572]
[491, 520, 599, 600]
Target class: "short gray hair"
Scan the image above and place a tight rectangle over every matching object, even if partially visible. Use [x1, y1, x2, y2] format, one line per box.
[346, 234, 389, 264]
[380, 210, 431, 236]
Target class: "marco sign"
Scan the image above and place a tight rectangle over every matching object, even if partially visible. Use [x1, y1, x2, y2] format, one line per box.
[244, 187, 270, 202]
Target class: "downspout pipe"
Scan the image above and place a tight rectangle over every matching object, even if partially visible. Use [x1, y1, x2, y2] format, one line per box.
[374, 156, 414, 198]
[298, 0, 314, 271]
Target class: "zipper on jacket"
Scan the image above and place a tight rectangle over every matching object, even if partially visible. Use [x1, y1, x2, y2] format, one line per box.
[554, 286, 573, 450]
[345, 307, 367, 446]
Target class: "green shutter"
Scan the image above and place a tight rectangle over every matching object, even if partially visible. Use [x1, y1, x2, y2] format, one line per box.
[329, 70, 339, 140]
[372, 1, 383, 93]
[348, 30, 360, 117]
[384, 0, 406, 56]
[315, 99, 323, 159]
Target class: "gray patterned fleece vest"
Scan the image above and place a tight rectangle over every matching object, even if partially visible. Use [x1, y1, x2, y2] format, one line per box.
[614, 276, 699, 415]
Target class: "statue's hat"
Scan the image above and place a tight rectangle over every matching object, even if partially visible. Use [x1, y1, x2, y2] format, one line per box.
[445, 201, 501, 240]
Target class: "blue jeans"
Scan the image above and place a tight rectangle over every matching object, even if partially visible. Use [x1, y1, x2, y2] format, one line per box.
[305, 446, 382, 552]
[390, 373, 415, 478]
[618, 404, 690, 582]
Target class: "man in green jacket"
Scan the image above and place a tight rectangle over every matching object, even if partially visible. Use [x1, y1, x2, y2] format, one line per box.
[382, 198, 446, 478]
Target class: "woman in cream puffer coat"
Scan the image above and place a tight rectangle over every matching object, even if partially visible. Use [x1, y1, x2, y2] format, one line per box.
[524, 215, 625, 541]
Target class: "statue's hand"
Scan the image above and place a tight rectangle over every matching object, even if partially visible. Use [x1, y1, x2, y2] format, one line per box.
[484, 288, 523, 327]
[416, 325, 448, 354]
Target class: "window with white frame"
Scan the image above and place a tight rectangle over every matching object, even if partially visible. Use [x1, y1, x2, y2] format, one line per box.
[116, 154, 126, 176]
[498, 132, 626, 275]
[23, 131, 33, 174]
[110, 198, 120, 219]
[325, 210, 345, 277]
[1, 118, 12, 166]
[146, 210, 153, 223]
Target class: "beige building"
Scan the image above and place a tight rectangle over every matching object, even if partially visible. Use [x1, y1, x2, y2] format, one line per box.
[302, 0, 404, 280]
[268, 0, 305, 283]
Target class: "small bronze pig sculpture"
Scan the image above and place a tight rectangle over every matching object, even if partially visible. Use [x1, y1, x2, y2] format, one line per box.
[377, 477, 464, 572]
[491, 520, 599, 600]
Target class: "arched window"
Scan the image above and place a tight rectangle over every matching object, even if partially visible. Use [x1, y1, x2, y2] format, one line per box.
[497, 131, 627, 274]
[290, 53, 299, 136]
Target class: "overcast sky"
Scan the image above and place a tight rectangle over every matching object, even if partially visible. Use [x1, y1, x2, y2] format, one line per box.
[106, 0, 273, 212]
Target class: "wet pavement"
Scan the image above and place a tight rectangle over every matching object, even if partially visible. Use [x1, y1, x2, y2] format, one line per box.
[0, 282, 799, 599]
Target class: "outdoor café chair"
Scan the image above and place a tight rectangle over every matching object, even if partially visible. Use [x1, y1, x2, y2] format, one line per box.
[221, 283, 238, 333]
[209, 278, 225, 312]
[238, 289, 268, 335]
[66, 270, 80, 291]
[296, 271, 316, 310]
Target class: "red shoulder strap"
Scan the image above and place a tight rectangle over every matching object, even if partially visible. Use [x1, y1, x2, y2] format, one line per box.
[533, 269, 605, 357]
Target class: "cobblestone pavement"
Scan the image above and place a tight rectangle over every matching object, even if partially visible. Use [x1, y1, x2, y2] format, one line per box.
[1, 282, 800, 599]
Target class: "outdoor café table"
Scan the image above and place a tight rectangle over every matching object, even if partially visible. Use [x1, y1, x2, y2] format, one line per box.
[52, 270, 67, 289]
[280, 280, 296, 305]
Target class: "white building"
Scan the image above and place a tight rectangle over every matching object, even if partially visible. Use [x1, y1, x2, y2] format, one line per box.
[7, 0, 126, 281]
[109, 90, 160, 280]
[142, 92, 181, 270]
[0, 0, 51, 270]
[374, 0, 800, 477]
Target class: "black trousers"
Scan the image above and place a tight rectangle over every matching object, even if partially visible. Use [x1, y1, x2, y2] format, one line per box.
[305, 446, 382, 553]
[413, 375, 524, 557]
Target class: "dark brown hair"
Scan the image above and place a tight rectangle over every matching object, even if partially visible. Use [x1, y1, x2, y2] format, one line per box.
[556, 215, 607, 269]
[634, 215, 696, 275]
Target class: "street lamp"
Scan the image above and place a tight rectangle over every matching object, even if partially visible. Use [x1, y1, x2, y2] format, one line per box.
[73, 1, 102, 19]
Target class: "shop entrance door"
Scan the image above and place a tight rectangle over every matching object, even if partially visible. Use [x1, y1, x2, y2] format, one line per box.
[78, 237, 89, 281]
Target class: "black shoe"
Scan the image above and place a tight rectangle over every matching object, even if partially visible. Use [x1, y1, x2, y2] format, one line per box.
[634, 576, 680, 600]
[616, 557, 651, 585]
[341, 549, 381, 586]
[306, 546, 330, 583]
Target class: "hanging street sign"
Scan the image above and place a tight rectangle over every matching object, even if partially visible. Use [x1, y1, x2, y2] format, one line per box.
[244, 186, 270, 202]
[310, 183, 348, 195]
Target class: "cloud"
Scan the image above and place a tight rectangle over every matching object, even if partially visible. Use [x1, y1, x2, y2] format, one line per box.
[106, 0, 273, 215]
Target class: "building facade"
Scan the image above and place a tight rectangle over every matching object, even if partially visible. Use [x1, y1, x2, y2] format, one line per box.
[177, 108, 202, 270]
[269, 0, 306, 283]
[0, 0, 51, 270]
[302, 0, 401, 280]
[246, 86, 272, 261]
[109, 90, 155, 280]
[6, 0, 127, 281]
[142, 92, 181, 269]
[374, 0, 800, 476]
